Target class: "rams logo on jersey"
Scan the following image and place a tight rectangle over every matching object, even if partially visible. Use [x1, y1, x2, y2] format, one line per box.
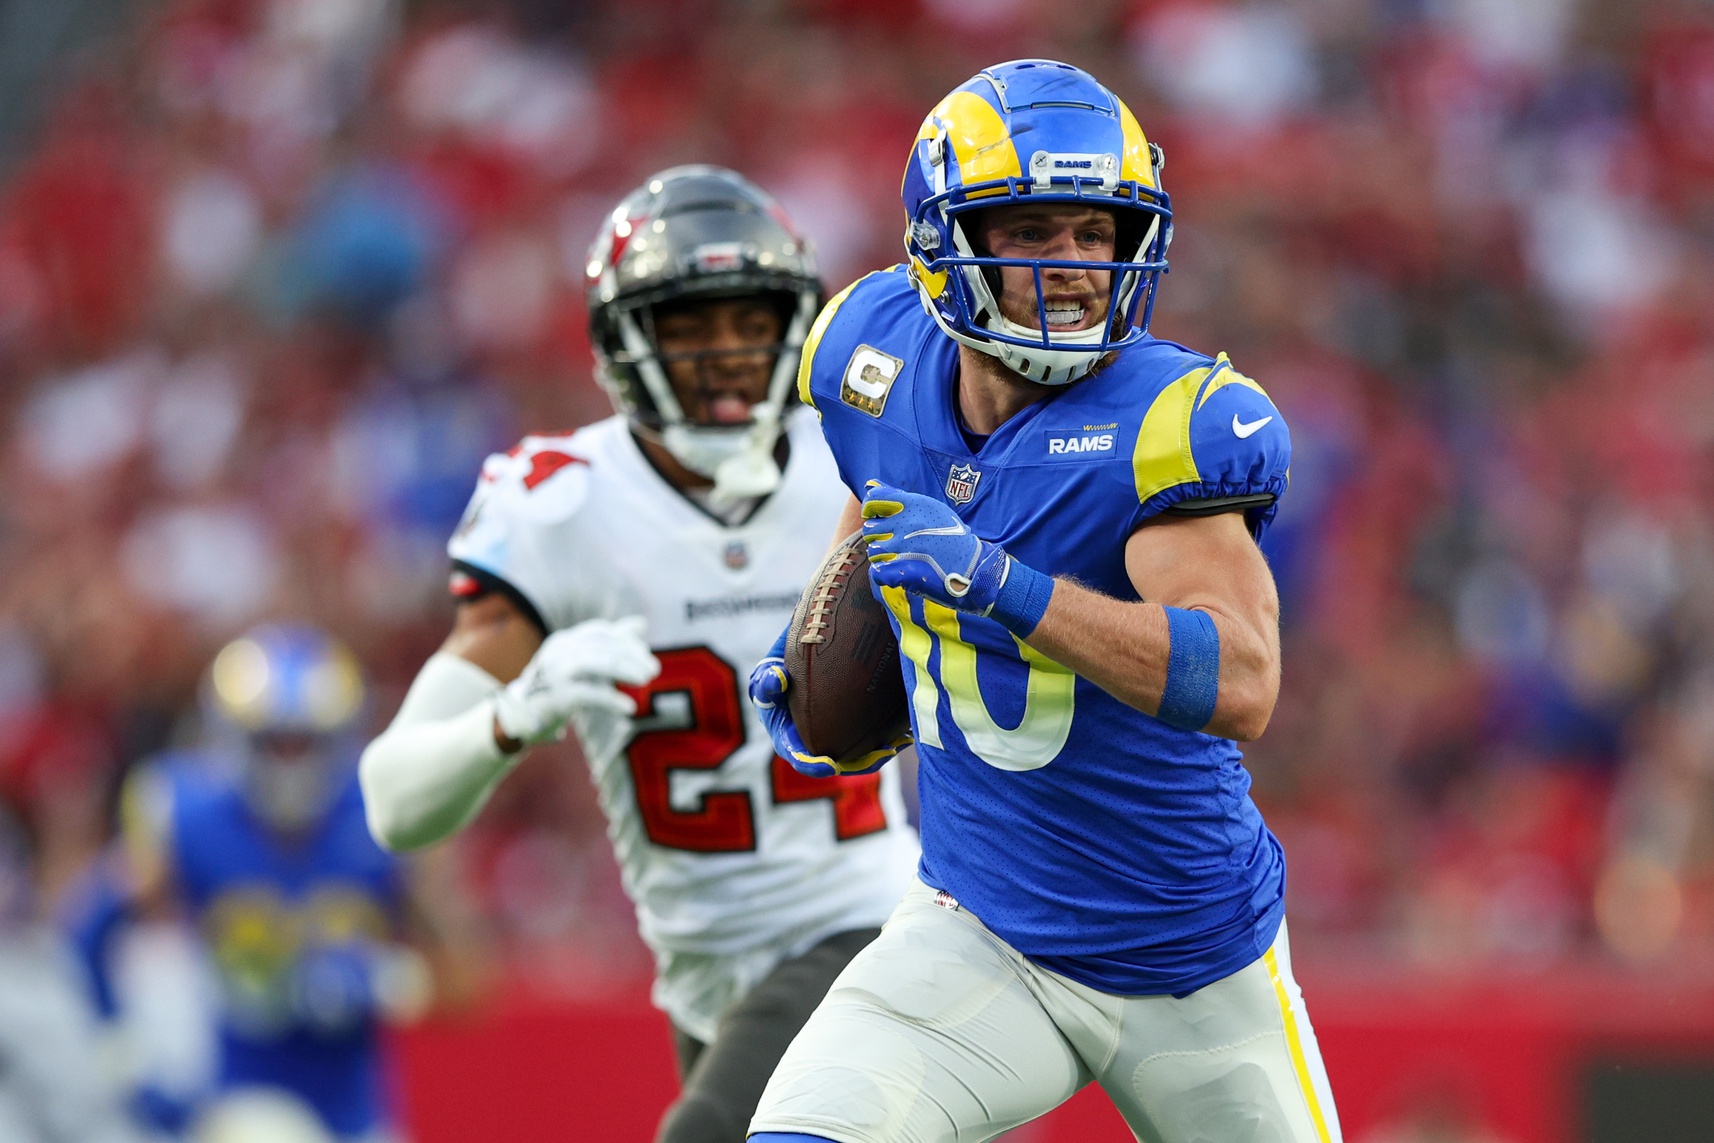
[1044, 427, 1118, 458]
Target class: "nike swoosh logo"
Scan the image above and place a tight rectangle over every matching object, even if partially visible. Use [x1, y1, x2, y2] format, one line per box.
[1232, 414, 1273, 439]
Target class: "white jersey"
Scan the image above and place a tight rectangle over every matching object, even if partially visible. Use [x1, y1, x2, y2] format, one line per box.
[448, 410, 920, 1038]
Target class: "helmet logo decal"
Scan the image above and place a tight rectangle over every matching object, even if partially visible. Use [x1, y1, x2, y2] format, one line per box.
[1029, 151, 1119, 189]
[840, 346, 903, 417]
[607, 207, 637, 268]
[691, 242, 744, 273]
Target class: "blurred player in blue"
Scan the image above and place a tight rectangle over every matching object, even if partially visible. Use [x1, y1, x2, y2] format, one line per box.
[69, 625, 452, 1143]
[746, 60, 1344, 1142]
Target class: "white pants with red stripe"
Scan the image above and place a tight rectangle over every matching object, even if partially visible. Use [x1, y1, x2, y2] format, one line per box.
[750, 878, 1342, 1143]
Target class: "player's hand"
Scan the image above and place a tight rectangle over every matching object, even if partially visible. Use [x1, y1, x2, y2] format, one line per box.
[861, 482, 1011, 615]
[494, 617, 661, 748]
[749, 637, 905, 778]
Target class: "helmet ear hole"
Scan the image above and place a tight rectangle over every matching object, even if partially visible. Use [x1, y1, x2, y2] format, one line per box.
[955, 213, 1005, 302]
[1116, 213, 1155, 264]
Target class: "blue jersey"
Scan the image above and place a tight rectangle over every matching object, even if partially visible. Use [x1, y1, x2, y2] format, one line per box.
[801, 267, 1290, 996]
[137, 755, 402, 1137]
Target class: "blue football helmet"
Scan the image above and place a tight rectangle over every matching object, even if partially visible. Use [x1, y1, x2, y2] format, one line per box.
[204, 624, 366, 832]
[902, 60, 1171, 386]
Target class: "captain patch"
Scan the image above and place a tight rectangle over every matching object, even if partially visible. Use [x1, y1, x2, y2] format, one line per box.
[840, 345, 903, 417]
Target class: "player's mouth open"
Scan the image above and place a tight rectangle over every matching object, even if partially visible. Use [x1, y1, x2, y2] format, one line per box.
[1044, 302, 1086, 328]
[706, 393, 754, 424]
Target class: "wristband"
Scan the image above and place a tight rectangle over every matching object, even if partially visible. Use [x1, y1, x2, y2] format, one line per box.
[987, 557, 1055, 638]
[1158, 606, 1219, 732]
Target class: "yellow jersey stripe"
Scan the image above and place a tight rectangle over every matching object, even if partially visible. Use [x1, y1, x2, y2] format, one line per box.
[797, 273, 879, 409]
[881, 585, 943, 750]
[1195, 353, 1269, 410]
[118, 769, 174, 897]
[1264, 947, 1334, 1143]
[1131, 364, 1210, 504]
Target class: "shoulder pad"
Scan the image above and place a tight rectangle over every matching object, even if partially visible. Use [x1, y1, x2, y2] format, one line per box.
[797, 267, 920, 413]
[1131, 353, 1290, 533]
[451, 434, 594, 550]
[447, 428, 606, 629]
[478, 432, 594, 510]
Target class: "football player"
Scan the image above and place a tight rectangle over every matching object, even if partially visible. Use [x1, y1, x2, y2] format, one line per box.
[358, 167, 920, 1143]
[69, 625, 438, 1143]
[746, 62, 1344, 1143]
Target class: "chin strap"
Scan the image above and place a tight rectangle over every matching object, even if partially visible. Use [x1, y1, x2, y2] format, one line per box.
[707, 407, 784, 507]
[705, 290, 815, 507]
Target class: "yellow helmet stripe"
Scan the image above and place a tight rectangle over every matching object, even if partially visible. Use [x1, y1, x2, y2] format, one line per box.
[1116, 99, 1157, 190]
[925, 90, 1021, 188]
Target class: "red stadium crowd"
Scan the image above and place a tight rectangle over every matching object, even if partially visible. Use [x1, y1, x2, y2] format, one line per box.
[2, 0, 1714, 994]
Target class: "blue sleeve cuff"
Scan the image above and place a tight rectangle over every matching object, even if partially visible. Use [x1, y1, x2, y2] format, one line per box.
[765, 623, 789, 661]
[1158, 606, 1220, 732]
[989, 557, 1055, 638]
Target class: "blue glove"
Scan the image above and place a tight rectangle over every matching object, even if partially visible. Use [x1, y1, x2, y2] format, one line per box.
[749, 626, 907, 777]
[861, 482, 1055, 637]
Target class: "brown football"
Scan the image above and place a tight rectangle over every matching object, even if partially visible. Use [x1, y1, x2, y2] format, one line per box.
[784, 531, 910, 764]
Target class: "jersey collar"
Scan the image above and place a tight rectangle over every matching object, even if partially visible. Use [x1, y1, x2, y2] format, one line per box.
[915, 333, 1062, 463]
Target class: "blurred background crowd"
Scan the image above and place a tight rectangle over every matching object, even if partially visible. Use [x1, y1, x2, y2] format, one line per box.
[2, 0, 1714, 1070]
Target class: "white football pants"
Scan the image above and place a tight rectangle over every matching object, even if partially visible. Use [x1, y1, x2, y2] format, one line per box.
[750, 878, 1342, 1143]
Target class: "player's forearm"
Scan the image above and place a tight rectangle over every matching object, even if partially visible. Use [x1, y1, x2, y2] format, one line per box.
[1022, 579, 1279, 741]
[832, 493, 863, 549]
[359, 653, 521, 852]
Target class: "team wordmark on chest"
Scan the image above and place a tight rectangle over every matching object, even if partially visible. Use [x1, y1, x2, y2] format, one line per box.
[1043, 425, 1119, 458]
[683, 592, 801, 622]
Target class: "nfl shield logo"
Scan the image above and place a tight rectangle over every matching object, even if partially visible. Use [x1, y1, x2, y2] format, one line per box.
[945, 463, 981, 505]
[724, 541, 748, 570]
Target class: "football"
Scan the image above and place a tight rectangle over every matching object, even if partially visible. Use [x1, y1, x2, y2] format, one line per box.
[784, 531, 911, 764]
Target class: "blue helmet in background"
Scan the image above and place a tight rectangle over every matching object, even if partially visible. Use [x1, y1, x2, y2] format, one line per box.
[205, 625, 366, 832]
[901, 60, 1171, 386]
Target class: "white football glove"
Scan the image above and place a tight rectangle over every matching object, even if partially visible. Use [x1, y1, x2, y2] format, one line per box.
[493, 616, 661, 748]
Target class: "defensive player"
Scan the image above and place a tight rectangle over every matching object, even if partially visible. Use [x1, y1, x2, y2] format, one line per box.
[70, 625, 434, 1142]
[746, 62, 1343, 1142]
[358, 167, 919, 1143]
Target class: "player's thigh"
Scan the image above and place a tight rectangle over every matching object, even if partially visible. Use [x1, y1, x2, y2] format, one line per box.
[656, 928, 880, 1143]
[1089, 924, 1341, 1143]
[751, 883, 1087, 1143]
